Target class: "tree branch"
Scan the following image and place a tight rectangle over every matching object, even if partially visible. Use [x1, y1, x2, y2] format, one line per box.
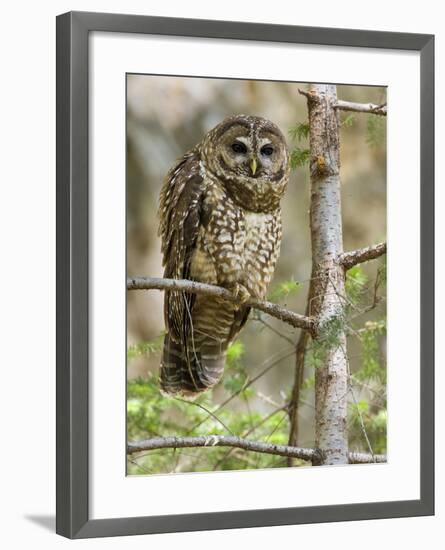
[127, 435, 386, 464]
[298, 87, 313, 99]
[335, 100, 387, 116]
[127, 276, 314, 332]
[287, 324, 310, 466]
[347, 451, 386, 464]
[339, 242, 387, 270]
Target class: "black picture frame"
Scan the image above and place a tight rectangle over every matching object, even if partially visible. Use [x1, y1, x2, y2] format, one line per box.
[56, 11, 435, 539]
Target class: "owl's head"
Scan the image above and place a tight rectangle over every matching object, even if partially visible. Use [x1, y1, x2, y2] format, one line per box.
[200, 114, 290, 212]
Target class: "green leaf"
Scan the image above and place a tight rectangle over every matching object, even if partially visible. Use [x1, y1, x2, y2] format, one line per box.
[268, 277, 302, 303]
[345, 265, 368, 305]
[348, 402, 387, 455]
[346, 265, 368, 287]
[290, 147, 310, 168]
[377, 258, 387, 288]
[341, 114, 355, 128]
[356, 319, 387, 382]
[226, 341, 245, 367]
[223, 372, 247, 394]
[356, 399, 369, 413]
[301, 375, 315, 390]
[288, 122, 310, 142]
[127, 334, 163, 362]
[366, 116, 386, 147]
[240, 387, 255, 400]
[305, 346, 324, 370]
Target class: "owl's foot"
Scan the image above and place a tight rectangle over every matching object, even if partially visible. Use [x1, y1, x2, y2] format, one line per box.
[228, 282, 251, 308]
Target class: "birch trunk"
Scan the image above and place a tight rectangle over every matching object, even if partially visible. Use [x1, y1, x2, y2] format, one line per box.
[305, 84, 348, 465]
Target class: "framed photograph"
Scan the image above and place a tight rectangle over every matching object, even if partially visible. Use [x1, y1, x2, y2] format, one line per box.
[56, 11, 434, 539]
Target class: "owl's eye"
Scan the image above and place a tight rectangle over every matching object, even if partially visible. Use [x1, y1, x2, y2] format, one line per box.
[231, 141, 248, 154]
[261, 145, 274, 156]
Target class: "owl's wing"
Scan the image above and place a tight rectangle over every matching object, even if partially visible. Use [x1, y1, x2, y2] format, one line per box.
[158, 150, 205, 343]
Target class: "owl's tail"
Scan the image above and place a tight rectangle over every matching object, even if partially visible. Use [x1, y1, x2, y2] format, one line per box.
[160, 335, 226, 397]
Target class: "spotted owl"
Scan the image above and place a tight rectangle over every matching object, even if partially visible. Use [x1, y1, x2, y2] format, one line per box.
[158, 114, 290, 396]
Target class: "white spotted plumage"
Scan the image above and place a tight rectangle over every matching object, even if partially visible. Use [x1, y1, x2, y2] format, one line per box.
[158, 114, 290, 396]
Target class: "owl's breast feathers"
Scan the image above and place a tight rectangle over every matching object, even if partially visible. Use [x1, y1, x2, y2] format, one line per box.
[194, 174, 282, 300]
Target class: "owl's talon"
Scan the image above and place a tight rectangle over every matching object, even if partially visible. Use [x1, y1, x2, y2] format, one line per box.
[230, 283, 251, 307]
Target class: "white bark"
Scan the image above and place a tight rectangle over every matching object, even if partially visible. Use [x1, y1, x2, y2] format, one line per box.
[335, 100, 387, 116]
[305, 84, 349, 465]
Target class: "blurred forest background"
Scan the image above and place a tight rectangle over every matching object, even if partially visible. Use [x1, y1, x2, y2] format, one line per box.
[126, 75, 387, 475]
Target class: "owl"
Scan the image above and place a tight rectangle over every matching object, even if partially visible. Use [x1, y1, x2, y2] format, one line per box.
[158, 114, 290, 396]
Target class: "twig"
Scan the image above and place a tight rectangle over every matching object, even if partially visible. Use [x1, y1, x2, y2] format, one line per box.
[212, 403, 289, 470]
[186, 348, 295, 434]
[335, 100, 387, 116]
[348, 451, 386, 464]
[349, 387, 376, 462]
[173, 397, 234, 435]
[287, 329, 310, 466]
[339, 242, 387, 270]
[127, 435, 386, 464]
[127, 457, 153, 475]
[127, 277, 314, 332]
[287, 274, 315, 465]
[254, 314, 296, 346]
[256, 391, 284, 409]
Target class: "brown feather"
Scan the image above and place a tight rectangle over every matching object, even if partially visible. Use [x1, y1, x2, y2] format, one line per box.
[158, 150, 204, 343]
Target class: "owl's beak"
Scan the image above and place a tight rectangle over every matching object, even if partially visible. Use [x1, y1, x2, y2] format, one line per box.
[250, 157, 258, 176]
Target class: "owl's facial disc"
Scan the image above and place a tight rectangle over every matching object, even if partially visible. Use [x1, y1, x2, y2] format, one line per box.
[219, 127, 286, 181]
[204, 115, 289, 211]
